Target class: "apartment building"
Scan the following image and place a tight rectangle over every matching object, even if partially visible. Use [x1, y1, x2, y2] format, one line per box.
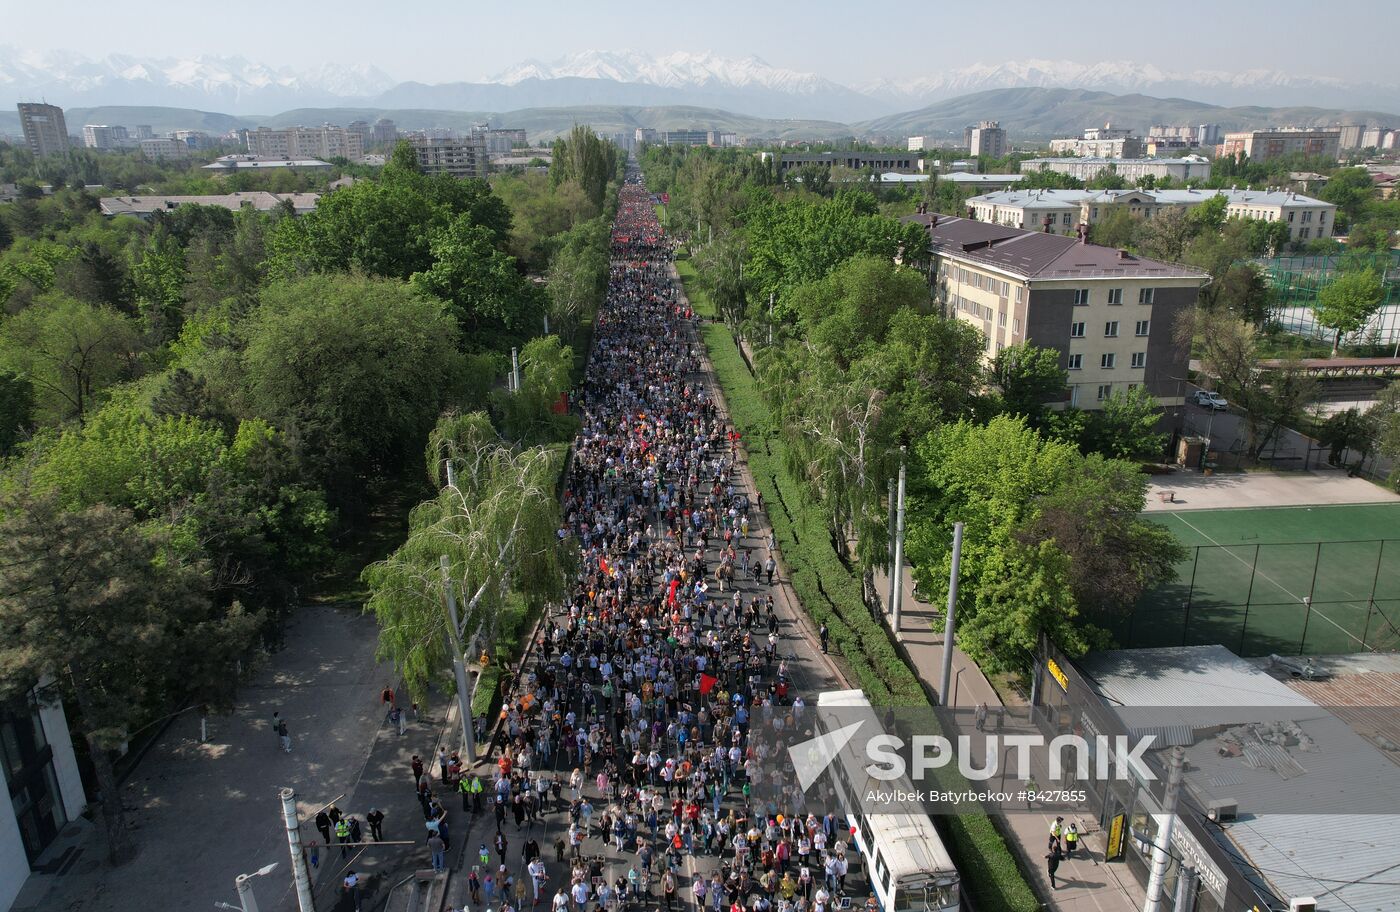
[370, 119, 398, 148]
[1020, 155, 1212, 183]
[82, 124, 130, 149]
[661, 130, 709, 147]
[776, 151, 920, 174]
[1220, 128, 1341, 161]
[970, 187, 1336, 242]
[905, 213, 1208, 409]
[408, 137, 488, 179]
[472, 127, 528, 153]
[17, 103, 69, 157]
[907, 136, 928, 152]
[706, 132, 738, 148]
[1049, 124, 1144, 159]
[245, 125, 364, 161]
[139, 138, 190, 161]
[969, 121, 1007, 158]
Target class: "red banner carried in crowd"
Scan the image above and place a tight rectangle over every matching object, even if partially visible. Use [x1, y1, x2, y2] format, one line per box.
[699, 673, 719, 695]
[667, 577, 680, 606]
[600, 556, 611, 577]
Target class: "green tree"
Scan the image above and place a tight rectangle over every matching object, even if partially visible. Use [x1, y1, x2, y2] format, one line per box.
[0, 293, 142, 423]
[241, 274, 467, 496]
[494, 335, 579, 444]
[1320, 167, 1376, 229]
[365, 416, 568, 700]
[0, 369, 34, 455]
[1369, 381, 1400, 489]
[0, 490, 259, 863]
[1315, 268, 1385, 354]
[990, 343, 1068, 423]
[1081, 387, 1167, 461]
[790, 255, 930, 368]
[409, 215, 545, 349]
[1088, 209, 1139, 249]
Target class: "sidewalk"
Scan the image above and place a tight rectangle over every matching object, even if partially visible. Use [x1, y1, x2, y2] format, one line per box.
[11, 604, 451, 912]
[873, 565, 1146, 912]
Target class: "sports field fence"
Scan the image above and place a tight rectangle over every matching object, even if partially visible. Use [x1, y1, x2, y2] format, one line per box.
[1115, 538, 1400, 656]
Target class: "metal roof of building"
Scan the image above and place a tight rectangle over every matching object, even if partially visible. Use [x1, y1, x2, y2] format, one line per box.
[1081, 645, 1400, 911]
[903, 214, 1209, 281]
[100, 191, 321, 216]
[968, 187, 1332, 209]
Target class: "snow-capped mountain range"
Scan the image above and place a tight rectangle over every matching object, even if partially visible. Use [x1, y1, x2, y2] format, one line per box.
[1, 47, 1396, 120]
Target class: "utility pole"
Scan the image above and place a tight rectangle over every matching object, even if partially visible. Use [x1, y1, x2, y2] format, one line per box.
[886, 478, 897, 618]
[937, 521, 964, 706]
[768, 292, 774, 346]
[511, 347, 521, 394]
[544, 313, 550, 335]
[891, 447, 908, 633]
[234, 874, 259, 912]
[441, 555, 477, 763]
[280, 788, 316, 912]
[1174, 865, 1197, 912]
[1143, 746, 1186, 912]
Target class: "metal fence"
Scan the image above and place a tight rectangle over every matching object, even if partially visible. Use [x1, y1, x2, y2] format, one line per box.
[1115, 539, 1400, 656]
[1260, 251, 1400, 345]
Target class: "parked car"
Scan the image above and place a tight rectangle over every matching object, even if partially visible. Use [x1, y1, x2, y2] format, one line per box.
[1192, 390, 1229, 410]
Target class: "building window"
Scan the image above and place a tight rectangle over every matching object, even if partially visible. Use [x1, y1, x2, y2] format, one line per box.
[999, 312, 1007, 328]
[1016, 286, 1025, 303]
[1138, 288, 1155, 304]
[1107, 288, 1123, 305]
[1301, 227, 1311, 239]
[1013, 318, 1021, 333]
[1302, 211, 1313, 223]
[1105, 321, 1119, 337]
[1062, 213, 1072, 225]
[1073, 288, 1090, 305]
[1288, 211, 1296, 222]
[1068, 354, 1082, 370]
[1131, 352, 1146, 368]
[1070, 321, 1086, 338]
[1135, 319, 1150, 336]
[1101, 353, 1116, 369]
[1097, 384, 1113, 401]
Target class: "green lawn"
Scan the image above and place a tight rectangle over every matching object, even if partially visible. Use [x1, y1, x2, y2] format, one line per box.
[1119, 504, 1400, 655]
[674, 255, 716, 318]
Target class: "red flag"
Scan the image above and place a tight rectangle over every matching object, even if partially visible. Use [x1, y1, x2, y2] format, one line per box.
[599, 556, 611, 577]
[667, 578, 680, 606]
[699, 674, 719, 695]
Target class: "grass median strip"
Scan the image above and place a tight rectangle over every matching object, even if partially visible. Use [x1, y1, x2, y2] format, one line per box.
[700, 321, 1039, 912]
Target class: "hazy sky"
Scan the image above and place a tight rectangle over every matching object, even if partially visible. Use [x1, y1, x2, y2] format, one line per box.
[8, 0, 1397, 85]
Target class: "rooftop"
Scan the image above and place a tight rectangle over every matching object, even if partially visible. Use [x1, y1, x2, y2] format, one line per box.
[936, 172, 1025, 184]
[100, 191, 321, 217]
[203, 155, 331, 170]
[905, 213, 1210, 281]
[1024, 154, 1211, 166]
[1081, 645, 1400, 911]
[970, 187, 1332, 209]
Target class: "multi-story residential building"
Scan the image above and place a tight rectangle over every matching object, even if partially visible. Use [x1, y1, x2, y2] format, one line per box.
[661, 130, 709, 147]
[2, 682, 88, 912]
[82, 124, 119, 149]
[370, 119, 398, 148]
[246, 125, 364, 161]
[706, 132, 738, 148]
[171, 130, 215, 150]
[408, 137, 487, 179]
[133, 124, 154, 140]
[17, 103, 70, 157]
[471, 127, 528, 153]
[139, 138, 190, 161]
[635, 128, 659, 146]
[1337, 124, 1366, 150]
[1020, 155, 1212, 183]
[1049, 124, 1145, 159]
[905, 212, 1208, 409]
[907, 136, 928, 152]
[775, 151, 920, 175]
[347, 120, 371, 147]
[969, 121, 1007, 158]
[99, 191, 321, 219]
[1220, 128, 1341, 161]
[1360, 127, 1395, 150]
[969, 186, 1336, 243]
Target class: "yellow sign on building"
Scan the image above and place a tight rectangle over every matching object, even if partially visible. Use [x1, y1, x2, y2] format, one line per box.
[1047, 658, 1069, 693]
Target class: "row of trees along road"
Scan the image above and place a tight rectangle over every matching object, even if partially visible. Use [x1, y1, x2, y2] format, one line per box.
[645, 144, 1181, 677]
[0, 134, 622, 862]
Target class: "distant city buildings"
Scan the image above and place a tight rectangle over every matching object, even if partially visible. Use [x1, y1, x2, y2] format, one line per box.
[1220, 128, 1341, 162]
[968, 121, 1007, 158]
[635, 128, 659, 146]
[82, 124, 129, 149]
[371, 119, 398, 148]
[907, 136, 928, 152]
[1360, 127, 1397, 150]
[470, 126, 528, 153]
[968, 186, 1335, 243]
[140, 138, 190, 160]
[661, 130, 709, 147]
[1147, 123, 1220, 146]
[772, 151, 920, 175]
[1049, 124, 1145, 159]
[17, 103, 70, 157]
[407, 136, 488, 179]
[1020, 155, 1213, 183]
[244, 125, 364, 161]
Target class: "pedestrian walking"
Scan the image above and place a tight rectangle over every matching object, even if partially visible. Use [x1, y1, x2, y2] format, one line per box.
[1045, 843, 1063, 889]
[335, 817, 352, 858]
[344, 870, 363, 912]
[819, 623, 829, 654]
[277, 717, 291, 753]
[975, 702, 988, 732]
[1064, 822, 1078, 858]
[1050, 816, 1064, 851]
[412, 754, 425, 785]
[315, 809, 332, 845]
[367, 808, 385, 841]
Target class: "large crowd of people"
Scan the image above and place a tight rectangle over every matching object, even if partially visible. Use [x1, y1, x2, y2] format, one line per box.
[453, 171, 860, 912]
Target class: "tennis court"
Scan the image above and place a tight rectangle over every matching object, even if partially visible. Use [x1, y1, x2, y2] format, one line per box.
[1112, 503, 1400, 657]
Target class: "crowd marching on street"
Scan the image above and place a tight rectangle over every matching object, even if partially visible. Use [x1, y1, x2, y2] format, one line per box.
[417, 169, 866, 912]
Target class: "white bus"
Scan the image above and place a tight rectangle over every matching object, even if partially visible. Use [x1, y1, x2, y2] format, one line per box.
[816, 689, 960, 912]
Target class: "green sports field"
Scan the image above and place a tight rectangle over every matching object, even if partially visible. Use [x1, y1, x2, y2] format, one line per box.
[1113, 503, 1400, 656]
